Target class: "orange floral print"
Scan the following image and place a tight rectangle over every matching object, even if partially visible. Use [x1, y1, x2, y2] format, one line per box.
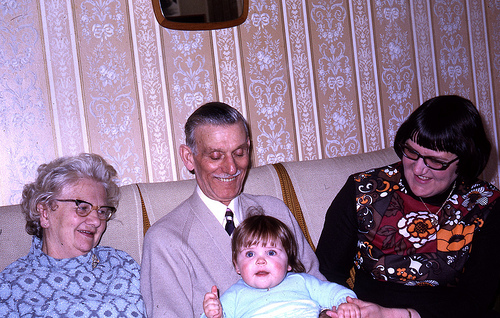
[437, 223, 475, 252]
[396, 268, 416, 281]
[398, 211, 438, 249]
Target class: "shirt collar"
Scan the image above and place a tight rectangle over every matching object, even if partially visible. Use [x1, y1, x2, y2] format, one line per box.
[196, 186, 240, 227]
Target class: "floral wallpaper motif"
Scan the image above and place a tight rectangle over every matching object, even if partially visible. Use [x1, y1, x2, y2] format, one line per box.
[412, 0, 437, 102]
[78, 0, 145, 185]
[375, 0, 417, 142]
[214, 28, 244, 110]
[311, 0, 359, 157]
[0, 0, 53, 205]
[243, 0, 294, 165]
[0, 0, 499, 206]
[434, 0, 470, 97]
[283, 0, 320, 160]
[43, 0, 85, 156]
[487, 0, 500, 120]
[132, 0, 175, 181]
[351, 0, 383, 152]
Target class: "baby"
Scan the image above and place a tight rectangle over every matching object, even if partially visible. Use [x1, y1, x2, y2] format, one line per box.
[202, 214, 360, 318]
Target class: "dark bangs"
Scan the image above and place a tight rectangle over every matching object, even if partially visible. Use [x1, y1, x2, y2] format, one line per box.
[394, 95, 491, 183]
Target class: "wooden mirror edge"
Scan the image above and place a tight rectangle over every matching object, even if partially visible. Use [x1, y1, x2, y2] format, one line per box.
[152, 0, 249, 31]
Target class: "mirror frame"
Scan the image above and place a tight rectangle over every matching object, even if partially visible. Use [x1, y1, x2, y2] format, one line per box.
[152, 0, 249, 30]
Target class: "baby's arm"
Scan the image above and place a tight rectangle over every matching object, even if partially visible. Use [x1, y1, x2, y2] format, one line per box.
[203, 285, 222, 318]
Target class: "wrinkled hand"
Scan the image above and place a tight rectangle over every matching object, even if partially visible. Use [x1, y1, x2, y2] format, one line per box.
[347, 298, 386, 318]
[347, 298, 418, 318]
[203, 285, 222, 318]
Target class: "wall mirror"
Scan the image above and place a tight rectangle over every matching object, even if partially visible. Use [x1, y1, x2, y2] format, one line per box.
[152, 0, 249, 30]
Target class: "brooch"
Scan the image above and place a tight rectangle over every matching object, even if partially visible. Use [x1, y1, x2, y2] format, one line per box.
[91, 253, 100, 269]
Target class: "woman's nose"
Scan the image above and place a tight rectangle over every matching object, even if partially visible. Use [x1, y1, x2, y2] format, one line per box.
[413, 157, 429, 174]
[85, 209, 102, 226]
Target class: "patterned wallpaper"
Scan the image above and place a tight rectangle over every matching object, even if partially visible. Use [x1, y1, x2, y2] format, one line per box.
[0, 0, 499, 207]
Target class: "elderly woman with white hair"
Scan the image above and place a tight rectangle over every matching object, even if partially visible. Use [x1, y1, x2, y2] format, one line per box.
[0, 153, 146, 317]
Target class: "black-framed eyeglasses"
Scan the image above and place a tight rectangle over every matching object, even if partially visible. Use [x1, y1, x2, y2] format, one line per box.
[401, 145, 459, 170]
[55, 199, 116, 221]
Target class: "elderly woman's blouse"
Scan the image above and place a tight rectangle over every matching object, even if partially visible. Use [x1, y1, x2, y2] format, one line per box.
[316, 162, 500, 318]
[0, 236, 146, 317]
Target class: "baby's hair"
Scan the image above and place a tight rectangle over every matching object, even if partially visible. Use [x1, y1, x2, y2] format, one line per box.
[231, 211, 305, 273]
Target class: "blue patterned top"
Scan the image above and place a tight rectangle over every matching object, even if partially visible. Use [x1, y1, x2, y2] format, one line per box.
[0, 236, 146, 317]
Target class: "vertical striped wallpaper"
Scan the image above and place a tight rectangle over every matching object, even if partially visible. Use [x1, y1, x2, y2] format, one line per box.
[0, 0, 498, 206]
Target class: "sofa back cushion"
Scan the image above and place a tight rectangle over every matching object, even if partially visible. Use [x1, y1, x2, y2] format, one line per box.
[99, 184, 145, 263]
[281, 148, 399, 247]
[0, 148, 398, 270]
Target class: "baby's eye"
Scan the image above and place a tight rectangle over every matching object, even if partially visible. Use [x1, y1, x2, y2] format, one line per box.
[267, 250, 277, 256]
[245, 251, 254, 257]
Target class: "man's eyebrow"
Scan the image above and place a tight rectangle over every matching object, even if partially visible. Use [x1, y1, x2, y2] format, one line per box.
[235, 142, 250, 149]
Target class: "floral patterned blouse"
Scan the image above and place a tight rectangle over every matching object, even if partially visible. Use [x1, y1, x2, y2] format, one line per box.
[353, 162, 500, 286]
[316, 162, 500, 318]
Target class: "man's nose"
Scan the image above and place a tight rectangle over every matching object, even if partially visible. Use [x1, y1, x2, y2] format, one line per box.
[222, 155, 237, 175]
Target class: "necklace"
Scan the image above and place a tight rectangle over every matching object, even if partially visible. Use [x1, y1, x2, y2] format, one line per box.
[418, 181, 456, 227]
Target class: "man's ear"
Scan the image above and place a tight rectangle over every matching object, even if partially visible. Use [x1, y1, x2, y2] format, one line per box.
[179, 144, 195, 172]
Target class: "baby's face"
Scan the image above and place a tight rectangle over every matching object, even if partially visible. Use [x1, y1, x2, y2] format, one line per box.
[234, 241, 291, 290]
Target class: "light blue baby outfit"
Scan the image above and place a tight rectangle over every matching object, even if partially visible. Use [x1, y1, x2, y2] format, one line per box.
[202, 272, 356, 318]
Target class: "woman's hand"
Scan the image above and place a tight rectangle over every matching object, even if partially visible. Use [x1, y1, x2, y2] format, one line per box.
[347, 298, 420, 318]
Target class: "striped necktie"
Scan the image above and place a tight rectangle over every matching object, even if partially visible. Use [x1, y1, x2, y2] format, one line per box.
[225, 208, 235, 235]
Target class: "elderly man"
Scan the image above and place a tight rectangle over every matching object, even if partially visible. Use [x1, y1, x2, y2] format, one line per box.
[141, 102, 323, 317]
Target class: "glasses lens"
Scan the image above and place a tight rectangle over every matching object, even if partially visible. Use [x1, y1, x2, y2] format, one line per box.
[402, 146, 419, 160]
[76, 201, 92, 216]
[97, 207, 115, 220]
[425, 158, 446, 170]
[402, 145, 449, 170]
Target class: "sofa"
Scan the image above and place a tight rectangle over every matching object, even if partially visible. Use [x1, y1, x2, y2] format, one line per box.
[0, 147, 399, 271]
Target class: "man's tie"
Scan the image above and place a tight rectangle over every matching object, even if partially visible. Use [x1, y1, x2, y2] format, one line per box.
[225, 208, 235, 235]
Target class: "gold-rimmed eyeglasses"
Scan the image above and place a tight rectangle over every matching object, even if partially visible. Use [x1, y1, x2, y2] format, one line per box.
[55, 199, 116, 221]
[401, 145, 459, 171]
